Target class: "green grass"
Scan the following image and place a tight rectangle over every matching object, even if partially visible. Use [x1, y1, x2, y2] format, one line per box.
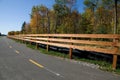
[73, 56, 114, 72]
[15, 40, 120, 75]
[26, 44, 69, 58]
[0, 36, 3, 39]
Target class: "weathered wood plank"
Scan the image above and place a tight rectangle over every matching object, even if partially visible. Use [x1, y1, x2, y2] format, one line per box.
[24, 37, 115, 47]
[117, 43, 120, 47]
[26, 40, 115, 55]
[74, 45, 115, 55]
[22, 34, 120, 39]
[112, 55, 118, 70]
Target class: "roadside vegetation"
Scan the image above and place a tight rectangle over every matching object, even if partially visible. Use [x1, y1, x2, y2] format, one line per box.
[14, 40, 120, 75]
[8, 0, 120, 74]
[28, 43, 120, 74]
[0, 36, 2, 38]
[8, 0, 120, 35]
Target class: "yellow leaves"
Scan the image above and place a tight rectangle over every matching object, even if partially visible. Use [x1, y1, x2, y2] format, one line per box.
[83, 8, 94, 25]
[30, 14, 37, 28]
[85, 9, 94, 18]
[30, 12, 42, 33]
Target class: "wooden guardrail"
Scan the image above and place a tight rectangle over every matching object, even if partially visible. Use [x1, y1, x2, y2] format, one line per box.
[8, 34, 120, 69]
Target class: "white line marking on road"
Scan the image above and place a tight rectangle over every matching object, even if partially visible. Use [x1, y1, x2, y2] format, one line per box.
[15, 50, 20, 54]
[44, 67, 63, 77]
[9, 46, 12, 48]
[29, 59, 64, 78]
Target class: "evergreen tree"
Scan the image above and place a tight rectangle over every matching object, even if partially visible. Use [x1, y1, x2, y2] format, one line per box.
[21, 21, 26, 34]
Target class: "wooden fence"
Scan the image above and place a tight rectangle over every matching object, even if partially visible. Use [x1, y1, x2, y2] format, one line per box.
[8, 34, 120, 69]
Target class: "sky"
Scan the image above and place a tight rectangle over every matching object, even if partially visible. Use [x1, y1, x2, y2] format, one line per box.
[0, 0, 84, 34]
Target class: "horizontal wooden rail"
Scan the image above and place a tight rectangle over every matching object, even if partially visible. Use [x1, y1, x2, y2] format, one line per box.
[24, 34, 120, 38]
[24, 37, 115, 47]
[8, 34, 120, 70]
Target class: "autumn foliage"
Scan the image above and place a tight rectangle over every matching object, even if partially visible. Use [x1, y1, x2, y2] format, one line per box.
[8, 0, 120, 35]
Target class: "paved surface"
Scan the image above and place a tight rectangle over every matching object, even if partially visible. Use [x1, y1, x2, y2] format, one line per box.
[0, 37, 120, 80]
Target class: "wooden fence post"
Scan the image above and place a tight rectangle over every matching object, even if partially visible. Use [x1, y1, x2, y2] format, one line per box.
[112, 54, 118, 70]
[112, 38, 119, 70]
[69, 48, 73, 59]
[29, 36, 32, 45]
[36, 43, 39, 49]
[46, 36, 49, 52]
[69, 37, 73, 59]
[22, 35, 24, 43]
[35, 36, 39, 49]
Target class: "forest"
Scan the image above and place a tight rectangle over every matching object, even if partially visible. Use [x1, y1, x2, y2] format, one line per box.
[8, 0, 120, 35]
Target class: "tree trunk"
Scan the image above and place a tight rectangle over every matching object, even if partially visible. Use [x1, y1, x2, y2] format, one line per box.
[114, 0, 117, 34]
[47, 10, 50, 34]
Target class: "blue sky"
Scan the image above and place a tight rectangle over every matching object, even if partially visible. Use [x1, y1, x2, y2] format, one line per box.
[0, 0, 84, 34]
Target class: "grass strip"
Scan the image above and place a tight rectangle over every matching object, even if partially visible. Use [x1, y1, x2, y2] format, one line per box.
[16, 40, 120, 75]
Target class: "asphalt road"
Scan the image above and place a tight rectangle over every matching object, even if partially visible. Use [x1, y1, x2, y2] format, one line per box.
[0, 36, 120, 80]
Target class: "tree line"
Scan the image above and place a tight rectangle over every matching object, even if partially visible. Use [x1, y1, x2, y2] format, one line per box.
[8, 0, 120, 35]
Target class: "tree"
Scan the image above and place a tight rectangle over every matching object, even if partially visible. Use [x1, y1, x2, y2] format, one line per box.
[80, 9, 94, 34]
[101, 0, 120, 34]
[53, 4, 69, 33]
[102, 0, 119, 34]
[46, 9, 50, 33]
[39, 5, 51, 33]
[30, 5, 51, 34]
[71, 10, 80, 33]
[21, 21, 26, 34]
[95, 6, 114, 34]
[25, 23, 31, 34]
[84, 0, 99, 32]
[114, 0, 118, 34]
[30, 6, 40, 34]
[15, 31, 21, 35]
[8, 31, 15, 35]
[55, 0, 76, 12]
[53, 0, 77, 33]
[83, 0, 120, 34]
